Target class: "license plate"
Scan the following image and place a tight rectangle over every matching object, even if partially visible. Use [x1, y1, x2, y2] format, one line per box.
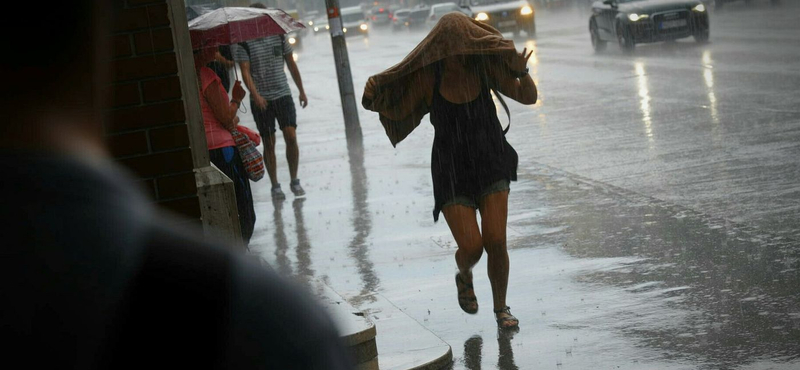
[660, 19, 687, 29]
[499, 20, 516, 27]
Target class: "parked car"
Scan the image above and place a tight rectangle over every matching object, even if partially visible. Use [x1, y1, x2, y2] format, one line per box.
[341, 6, 369, 37]
[466, 0, 536, 37]
[392, 9, 412, 32]
[588, 0, 710, 51]
[427, 2, 473, 28]
[370, 6, 392, 26]
[311, 17, 330, 35]
[406, 6, 432, 31]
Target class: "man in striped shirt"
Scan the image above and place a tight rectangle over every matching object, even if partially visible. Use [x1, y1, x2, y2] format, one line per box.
[236, 4, 308, 200]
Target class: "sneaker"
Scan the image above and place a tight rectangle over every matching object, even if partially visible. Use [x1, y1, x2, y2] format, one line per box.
[290, 179, 306, 196]
[271, 184, 286, 200]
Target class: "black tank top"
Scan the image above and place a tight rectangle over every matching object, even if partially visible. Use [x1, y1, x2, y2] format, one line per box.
[429, 62, 518, 221]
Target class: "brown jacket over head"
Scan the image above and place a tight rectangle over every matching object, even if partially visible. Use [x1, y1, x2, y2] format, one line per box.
[361, 12, 519, 146]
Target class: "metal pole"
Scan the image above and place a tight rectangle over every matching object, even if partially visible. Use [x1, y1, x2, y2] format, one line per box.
[325, 0, 363, 147]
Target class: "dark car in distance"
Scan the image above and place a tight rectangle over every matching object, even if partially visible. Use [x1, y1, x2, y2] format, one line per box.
[392, 9, 411, 32]
[589, 0, 709, 51]
[465, 0, 536, 37]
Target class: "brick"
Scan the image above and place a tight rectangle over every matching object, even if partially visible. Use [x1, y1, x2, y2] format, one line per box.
[119, 149, 194, 178]
[150, 124, 190, 152]
[112, 35, 132, 58]
[111, 83, 141, 108]
[159, 196, 202, 220]
[107, 131, 149, 158]
[139, 179, 157, 199]
[134, 28, 174, 54]
[111, 52, 177, 82]
[114, 4, 170, 32]
[156, 173, 197, 199]
[142, 76, 182, 103]
[107, 100, 185, 133]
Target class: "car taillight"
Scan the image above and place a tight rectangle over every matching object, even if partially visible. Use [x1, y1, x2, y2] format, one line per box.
[372, 16, 377, 20]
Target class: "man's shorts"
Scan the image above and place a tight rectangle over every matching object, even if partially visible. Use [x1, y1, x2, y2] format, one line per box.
[250, 95, 297, 136]
[442, 179, 510, 210]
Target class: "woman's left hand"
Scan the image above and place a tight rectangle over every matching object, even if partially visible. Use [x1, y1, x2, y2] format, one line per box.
[232, 81, 246, 102]
[509, 47, 533, 73]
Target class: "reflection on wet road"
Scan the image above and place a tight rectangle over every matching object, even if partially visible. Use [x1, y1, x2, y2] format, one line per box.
[514, 165, 800, 367]
[460, 330, 520, 370]
[347, 132, 380, 304]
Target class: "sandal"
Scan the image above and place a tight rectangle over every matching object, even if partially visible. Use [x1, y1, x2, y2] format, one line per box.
[455, 272, 479, 314]
[494, 306, 519, 329]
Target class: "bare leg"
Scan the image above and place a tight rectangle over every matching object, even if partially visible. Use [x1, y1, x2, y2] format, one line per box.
[443, 204, 483, 313]
[283, 126, 299, 181]
[263, 132, 278, 187]
[478, 191, 517, 326]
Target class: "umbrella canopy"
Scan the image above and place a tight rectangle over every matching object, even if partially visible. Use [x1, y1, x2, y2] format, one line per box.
[188, 7, 305, 50]
[362, 12, 517, 146]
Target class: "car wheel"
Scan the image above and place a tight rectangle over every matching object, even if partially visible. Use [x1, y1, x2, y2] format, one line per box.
[694, 30, 709, 43]
[616, 23, 635, 51]
[590, 20, 606, 51]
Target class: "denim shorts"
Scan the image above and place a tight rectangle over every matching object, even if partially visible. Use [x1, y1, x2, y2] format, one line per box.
[442, 179, 510, 209]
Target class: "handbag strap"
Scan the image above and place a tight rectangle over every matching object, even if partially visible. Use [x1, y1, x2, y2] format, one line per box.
[492, 89, 511, 135]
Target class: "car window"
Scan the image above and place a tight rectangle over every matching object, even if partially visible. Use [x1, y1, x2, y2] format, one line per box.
[410, 9, 429, 20]
[342, 12, 364, 23]
[395, 10, 410, 17]
[471, 0, 517, 5]
[434, 5, 460, 14]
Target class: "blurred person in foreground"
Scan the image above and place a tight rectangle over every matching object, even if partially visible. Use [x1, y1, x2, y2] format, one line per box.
[363, 12, 537, 329]
[195, 46, 257, 246]
[236, 3, 308, 200]
[0, 2, 353, 369]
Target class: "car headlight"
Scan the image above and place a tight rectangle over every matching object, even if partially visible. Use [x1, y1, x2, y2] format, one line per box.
[520, 6, 533, 15]
[343, 27, 347, 33]
[314, 27, 319, 32]
[475, 12, 489, 21]
[288, 37, 297, 45]
[628, 13, 648, 21]
[308, 20, 314, 26]
[326, 25, 330, 29]
[360, 23, 368, 31]
[693, 4, 706, 12]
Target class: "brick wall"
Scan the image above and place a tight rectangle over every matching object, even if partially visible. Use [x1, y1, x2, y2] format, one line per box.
[106, 0, 202, 222]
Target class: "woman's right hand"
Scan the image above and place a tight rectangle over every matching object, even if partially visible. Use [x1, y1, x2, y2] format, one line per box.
[232, 81, 246, 102]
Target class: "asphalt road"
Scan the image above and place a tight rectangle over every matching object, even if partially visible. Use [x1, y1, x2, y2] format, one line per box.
[241, 1, 800, 368]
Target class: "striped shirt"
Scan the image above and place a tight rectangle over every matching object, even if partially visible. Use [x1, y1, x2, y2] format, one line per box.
[234, 35, 293, 101]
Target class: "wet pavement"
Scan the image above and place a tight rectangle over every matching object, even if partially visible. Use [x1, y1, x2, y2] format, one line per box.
[237, 1, 800, 368]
